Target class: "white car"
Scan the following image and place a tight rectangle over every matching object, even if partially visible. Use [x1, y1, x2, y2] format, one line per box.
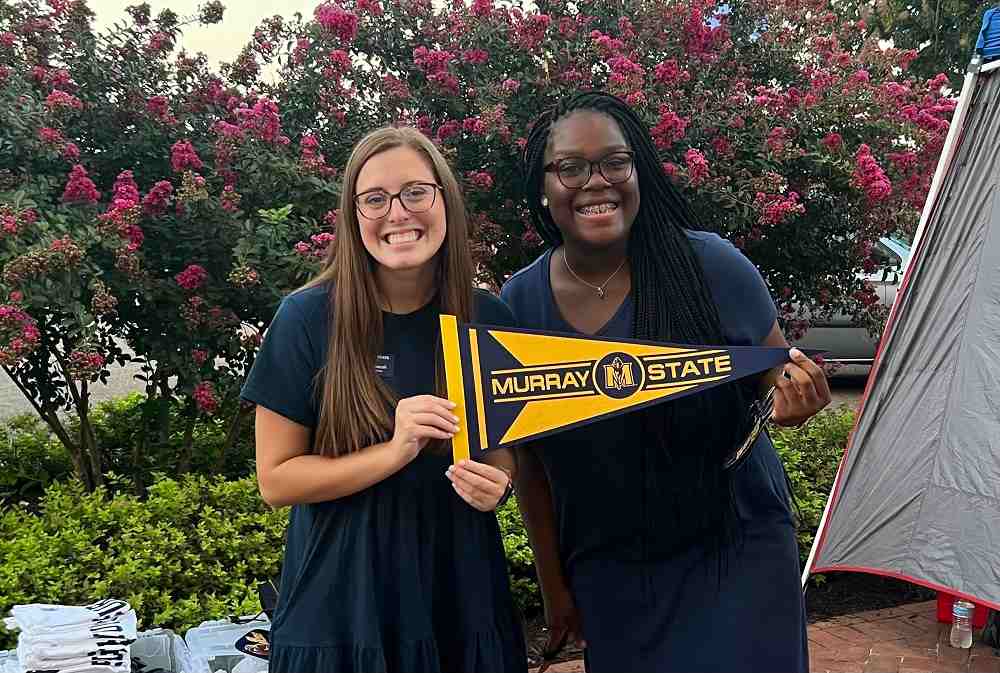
[791, 236, 912, 373]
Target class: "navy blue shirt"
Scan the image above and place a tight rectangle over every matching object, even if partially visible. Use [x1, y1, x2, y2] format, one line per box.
[501, 231, 787, 569]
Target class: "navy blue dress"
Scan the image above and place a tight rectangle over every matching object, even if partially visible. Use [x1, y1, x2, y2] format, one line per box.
[501, 231, 808, 673]
[241, 286, 527, 673]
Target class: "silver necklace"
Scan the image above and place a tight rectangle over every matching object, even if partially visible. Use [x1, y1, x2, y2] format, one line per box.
[561, 248, 627, 300]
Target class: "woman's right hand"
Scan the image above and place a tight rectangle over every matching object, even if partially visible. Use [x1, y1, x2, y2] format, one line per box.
[389, 395, 460, 463]
[543, 584, 587, 654]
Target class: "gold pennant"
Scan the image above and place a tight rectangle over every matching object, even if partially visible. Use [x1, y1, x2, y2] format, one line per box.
[439, 315, 793, 463]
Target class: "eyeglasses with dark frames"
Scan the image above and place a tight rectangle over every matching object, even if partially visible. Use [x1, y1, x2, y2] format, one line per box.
[355, 182, 442, 219]
[543, 151, 635, 190]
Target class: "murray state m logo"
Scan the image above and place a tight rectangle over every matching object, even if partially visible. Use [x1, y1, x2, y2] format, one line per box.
[604, 357, 635, 390]
[595, 352, 642, 399]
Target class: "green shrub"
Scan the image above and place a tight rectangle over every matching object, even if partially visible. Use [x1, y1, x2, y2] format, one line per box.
[771, 407, 856, 567]
[0, 394, 256, 508]
[0, 475, 543, 648]
[80, 393, 256, 485]
[497, 497, 541, 616]
[0, 407, 851, 646]
[0, 475, 285, 650]
[0, 413, 74, 508]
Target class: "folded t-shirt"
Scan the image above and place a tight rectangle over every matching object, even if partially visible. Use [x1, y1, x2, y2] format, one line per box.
[9, 600, 131, 633]
[20, 614, 137, 650]
[19, 642, 130, 669]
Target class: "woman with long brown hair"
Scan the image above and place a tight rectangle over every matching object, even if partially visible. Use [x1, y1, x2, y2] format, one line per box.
[241, 127, 526, 673]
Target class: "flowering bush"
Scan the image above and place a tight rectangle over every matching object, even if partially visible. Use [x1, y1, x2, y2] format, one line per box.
[269, 0, 953, 338]
[0, 0, 953, 488]
[0, 1, 327, 489]
[0, 304, 39, 366]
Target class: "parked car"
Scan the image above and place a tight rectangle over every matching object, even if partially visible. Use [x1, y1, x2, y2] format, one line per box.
[791, 236, 912, 374]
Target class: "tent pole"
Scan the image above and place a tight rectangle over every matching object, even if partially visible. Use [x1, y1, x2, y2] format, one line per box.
[800, 57, 984, 594]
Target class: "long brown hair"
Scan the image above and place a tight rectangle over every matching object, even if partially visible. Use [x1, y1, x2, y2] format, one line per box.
[305, 126, 473, 457]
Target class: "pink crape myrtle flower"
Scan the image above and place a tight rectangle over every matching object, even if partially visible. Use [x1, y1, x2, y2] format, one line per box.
[175, 264, 208, 290]
[62, 164, 100, 204]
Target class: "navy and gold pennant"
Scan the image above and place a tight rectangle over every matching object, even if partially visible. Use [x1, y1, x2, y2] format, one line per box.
[441, 315, 807, 462]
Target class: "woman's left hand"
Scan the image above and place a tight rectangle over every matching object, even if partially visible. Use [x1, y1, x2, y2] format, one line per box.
[446, 460, 510, 511]
[771, 348, 832, 427]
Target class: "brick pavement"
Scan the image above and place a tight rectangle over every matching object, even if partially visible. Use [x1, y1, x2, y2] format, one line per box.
[532, 600, 999, 673]
[810, 601, 999, 673]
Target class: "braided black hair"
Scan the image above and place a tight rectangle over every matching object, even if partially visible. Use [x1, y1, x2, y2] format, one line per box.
[523, 91, 754, 561]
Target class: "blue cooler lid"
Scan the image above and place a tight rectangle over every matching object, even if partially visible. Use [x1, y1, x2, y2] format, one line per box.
[976, 7, 1000, 61]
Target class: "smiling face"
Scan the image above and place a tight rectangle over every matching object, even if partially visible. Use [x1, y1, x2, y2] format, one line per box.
[543, 110, 640, 250]
[355, 145, 447, 272]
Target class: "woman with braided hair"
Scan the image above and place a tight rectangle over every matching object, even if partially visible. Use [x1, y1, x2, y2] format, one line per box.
[501, 91, 830, 672]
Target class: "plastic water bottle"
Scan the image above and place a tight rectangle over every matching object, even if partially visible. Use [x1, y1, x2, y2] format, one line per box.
[950, 600, 974, 648]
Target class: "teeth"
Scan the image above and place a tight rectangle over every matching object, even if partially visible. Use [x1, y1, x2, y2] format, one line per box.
[387, 230, 420, 245]
[577, 203, 618, 215]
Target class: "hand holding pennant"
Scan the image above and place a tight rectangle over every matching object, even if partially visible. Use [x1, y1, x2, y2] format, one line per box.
[440, 315, 823, 463]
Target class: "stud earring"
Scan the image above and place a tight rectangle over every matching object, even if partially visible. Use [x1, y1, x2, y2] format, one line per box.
[541, 196, 549, 207]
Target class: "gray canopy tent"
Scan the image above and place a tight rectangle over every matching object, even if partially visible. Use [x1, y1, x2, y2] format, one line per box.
[803, 9, 1000, 610]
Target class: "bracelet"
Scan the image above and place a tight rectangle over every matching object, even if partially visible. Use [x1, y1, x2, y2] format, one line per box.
[496, 468, 515, 508]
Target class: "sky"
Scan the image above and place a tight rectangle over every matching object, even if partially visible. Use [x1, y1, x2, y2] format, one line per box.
[89, 0, 319, 68]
